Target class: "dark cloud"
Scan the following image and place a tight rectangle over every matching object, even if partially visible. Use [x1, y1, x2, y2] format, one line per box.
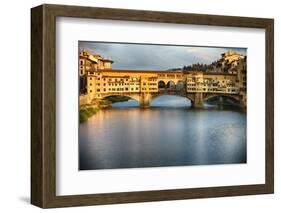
[79, 41, 247, 70]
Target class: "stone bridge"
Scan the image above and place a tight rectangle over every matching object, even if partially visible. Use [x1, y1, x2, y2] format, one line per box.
[84, 69, 246, 108]
[100, 89, 243, 108]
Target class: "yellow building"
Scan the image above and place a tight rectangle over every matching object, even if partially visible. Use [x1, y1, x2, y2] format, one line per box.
[79, 50, 114, 98]
[79, 49, 246, 107]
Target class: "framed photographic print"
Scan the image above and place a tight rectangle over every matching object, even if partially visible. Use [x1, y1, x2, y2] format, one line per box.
[31, 4, 274, 208]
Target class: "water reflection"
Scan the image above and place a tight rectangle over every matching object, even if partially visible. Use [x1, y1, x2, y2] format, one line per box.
[79, 95, 246, 170]
[150, 95, 191, 108]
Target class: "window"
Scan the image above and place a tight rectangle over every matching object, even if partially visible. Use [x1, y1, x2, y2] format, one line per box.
[104, 83, 106, 86]
[90, 90, 92, 93]
[103, 88, 106, 92]
[97, 89, 100, 92]
[97, 83, 100, 86]
[98, 78, 100, 80]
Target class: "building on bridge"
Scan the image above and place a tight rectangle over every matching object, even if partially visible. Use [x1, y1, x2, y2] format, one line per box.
[79, 50, 247, 108]
[79, 50, 114, 95]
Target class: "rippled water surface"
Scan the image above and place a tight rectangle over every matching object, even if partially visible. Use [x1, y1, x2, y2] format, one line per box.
[79, 95, 246, 170]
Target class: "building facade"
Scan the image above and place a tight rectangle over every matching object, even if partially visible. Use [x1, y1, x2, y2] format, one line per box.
[79, 50, 247, 108]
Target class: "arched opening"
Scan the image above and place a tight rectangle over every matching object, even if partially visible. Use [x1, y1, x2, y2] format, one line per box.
[176, 80, 185, 90]
[150, 95, 192, 108]
[158, 80, 166, 90]
[103, 95, 139, 108]
[204, 95, 240, 108]
[166, 81, 176, 90]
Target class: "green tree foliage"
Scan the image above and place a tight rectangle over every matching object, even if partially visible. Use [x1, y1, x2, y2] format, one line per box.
[182, 63, 214, 72]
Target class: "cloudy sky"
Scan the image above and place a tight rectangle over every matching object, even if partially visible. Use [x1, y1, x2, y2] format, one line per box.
[79, 41, 246, 70]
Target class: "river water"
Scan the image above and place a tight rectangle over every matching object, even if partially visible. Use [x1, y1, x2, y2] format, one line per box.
[79, 95, 246, 170]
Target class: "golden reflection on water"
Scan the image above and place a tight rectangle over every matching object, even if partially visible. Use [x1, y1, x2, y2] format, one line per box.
[79, 96, 246, 170]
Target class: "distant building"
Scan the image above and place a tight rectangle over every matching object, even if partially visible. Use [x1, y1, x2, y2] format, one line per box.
[216, 50, 245, 74]
[221, 50, 244, 62]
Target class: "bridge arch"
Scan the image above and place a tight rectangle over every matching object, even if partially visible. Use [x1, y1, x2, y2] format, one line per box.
[101, 93, 140, 102]
[203, 94, 240, 105]
[176, 80, 186, 90]
[151, 93, 194, 103]
[158, 80, 166, 90]
[166, 80, 176, 89]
